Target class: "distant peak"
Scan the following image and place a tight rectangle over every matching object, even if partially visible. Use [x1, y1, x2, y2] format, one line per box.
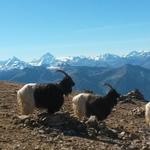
[41, 52, 54, 58]
[126, 51, 139, 57]
[11, 56, 20, 61]
[126, 50, 150, 57]
[102, 53, 118, 57]
[6, 56, 21, 64]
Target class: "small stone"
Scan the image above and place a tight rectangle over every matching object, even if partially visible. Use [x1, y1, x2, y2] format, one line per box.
[108, 128, 118, 134]
[146, 141, 150, 145]
[41, 117, 47, 121]
[120, 131, 126, 137]
[18, 115, 29, 120]
[38, 129, 44, 134]
[128, 144, 138, 150]
[24, 118, 30, 125]
[47, 137, 53, 142]
[22, 146, 26, 150]
[85, 116, 98, 128]
[16, 144, 20, 147]
[34, 146, 40, 150]
[142, 145, 149, 150]
[39, 134, 47, 138]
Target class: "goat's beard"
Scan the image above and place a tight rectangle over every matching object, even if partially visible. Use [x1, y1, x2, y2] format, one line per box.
[63, 87, 72, 96]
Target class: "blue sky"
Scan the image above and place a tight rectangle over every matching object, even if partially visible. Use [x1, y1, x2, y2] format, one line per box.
[0, 0, 150, 61]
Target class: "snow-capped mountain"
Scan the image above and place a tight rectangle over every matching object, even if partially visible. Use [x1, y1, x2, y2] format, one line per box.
[0, 56, 30, 70]
[125, 51, 150, 58]
[64, 56, 99, 66]
[124, 51, 150, 66]
[30, 52, 56, 66]
[0, 51, 150, 70]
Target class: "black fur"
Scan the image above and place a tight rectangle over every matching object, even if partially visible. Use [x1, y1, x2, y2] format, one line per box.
[34, 71, 75, 114]
[86, 87, 120, 121]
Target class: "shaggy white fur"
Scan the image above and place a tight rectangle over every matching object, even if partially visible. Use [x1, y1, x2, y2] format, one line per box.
[72, 93, 97, 119]
[17, 83, 36, 115]
[145, 102, 150, 126]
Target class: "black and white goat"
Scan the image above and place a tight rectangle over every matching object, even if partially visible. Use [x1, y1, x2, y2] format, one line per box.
[17, 70, 75, 115]
[72, 83, 120, 121]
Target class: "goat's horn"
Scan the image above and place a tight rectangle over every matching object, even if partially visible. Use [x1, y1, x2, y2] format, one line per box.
[104, 83, 113, 90]
[56, 69, 69, 77]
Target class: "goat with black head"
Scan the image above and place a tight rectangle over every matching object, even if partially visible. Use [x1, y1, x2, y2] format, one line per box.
[17, 69, 75, 115]
[72, 83, 120, 121]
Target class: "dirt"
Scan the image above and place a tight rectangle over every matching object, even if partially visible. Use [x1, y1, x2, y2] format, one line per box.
[0, 81, 149, 150]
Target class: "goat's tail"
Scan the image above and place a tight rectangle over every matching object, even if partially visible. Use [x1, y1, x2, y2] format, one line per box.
[17, 91, 23, 115]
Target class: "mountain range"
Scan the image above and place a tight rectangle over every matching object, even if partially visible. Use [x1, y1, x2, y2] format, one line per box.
[1, 51, 150, 70]
[0, 51, 150, 100]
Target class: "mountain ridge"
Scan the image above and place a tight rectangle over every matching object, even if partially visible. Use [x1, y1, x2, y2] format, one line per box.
[1, 51, 150, 70]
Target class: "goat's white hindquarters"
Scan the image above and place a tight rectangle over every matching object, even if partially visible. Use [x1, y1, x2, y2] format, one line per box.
[17, 84, 36, 115]
[72, 93, 91, 119]
[145, 102, 150, 126]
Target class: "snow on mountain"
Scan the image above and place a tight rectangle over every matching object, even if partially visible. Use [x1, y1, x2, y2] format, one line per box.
[1, 51, 150, 70]
[30, 52, 56, 66]
[126, 51, 150, 58]
[65, 56, 95, 66]
[124, 51, 150, 67]
[100, 53, 120, 60]
[126, 51, 141, 57]
[0, 56, 30, 70]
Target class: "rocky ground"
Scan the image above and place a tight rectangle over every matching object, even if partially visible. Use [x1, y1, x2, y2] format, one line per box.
[0, 81, 149, 150]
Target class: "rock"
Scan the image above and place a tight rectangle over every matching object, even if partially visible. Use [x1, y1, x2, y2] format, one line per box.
[141, 145, 150, 150]
[108, 128, 118, 134]
[17, 115, 30, 120]
[88, 128, 97, 137]
[127, 89, 145, 100]
[85, 115, 98, 128]
[128, 144, 138, 150]
[12, 115, 27, 125]
[24, 118, 31, 125]
[34, 146, 40, 150]
[131, 107, 145, 117]
[119, 131, 126, 137]
[120, 89, 145, 102]
[38, 129, 45, 134]
[146, 141, 150, 145]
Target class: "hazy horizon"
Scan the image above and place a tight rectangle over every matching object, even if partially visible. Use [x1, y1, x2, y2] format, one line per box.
[0, 50, 150, 62]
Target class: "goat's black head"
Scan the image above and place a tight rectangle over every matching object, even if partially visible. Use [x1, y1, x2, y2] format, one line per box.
[56, 69, 75, 95]
[104, 83, 120, 105]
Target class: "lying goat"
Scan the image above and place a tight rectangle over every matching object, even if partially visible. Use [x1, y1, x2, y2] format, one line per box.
[72, 83, 120, 121]
[17, 70, 75, 115]
[145, 102, 150, 126]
